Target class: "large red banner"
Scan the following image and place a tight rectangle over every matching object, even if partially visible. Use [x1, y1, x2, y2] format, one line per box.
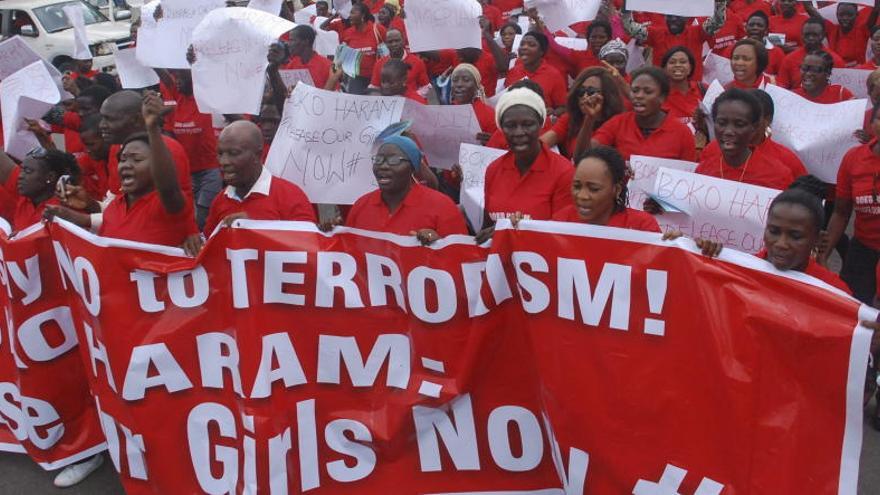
[0, 225, 106, 469]
[3, 218, 873, 493]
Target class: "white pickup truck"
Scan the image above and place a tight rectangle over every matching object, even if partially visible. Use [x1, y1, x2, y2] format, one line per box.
[0, 0, 133, 71]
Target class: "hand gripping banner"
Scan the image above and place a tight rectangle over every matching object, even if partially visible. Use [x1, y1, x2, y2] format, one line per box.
[27, 218, 877, 493]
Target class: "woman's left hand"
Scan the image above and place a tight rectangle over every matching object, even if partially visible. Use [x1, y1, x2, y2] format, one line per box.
[413, 229, 440, 245]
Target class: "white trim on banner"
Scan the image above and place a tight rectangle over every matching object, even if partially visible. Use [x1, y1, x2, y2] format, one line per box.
[36, 443, 108, 471]
[0, 442, 26, 453]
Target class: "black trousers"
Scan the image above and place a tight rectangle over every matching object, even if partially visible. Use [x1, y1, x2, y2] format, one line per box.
[841, 237, 879, 304]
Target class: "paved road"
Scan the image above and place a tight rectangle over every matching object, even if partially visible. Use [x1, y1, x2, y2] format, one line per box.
[1, 403, 879, 494]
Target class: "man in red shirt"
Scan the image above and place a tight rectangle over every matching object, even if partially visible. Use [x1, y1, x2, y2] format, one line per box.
[156, 69, 222, 230]
[730, 0, 772, 18]
[204, 121, 315, 235]
[776, 18, 846, 89]
[823, 2, 880, 67]
[769, 0, 810, 52]
[276, 25, 334, 90]
[370, 29, 431, 95]
[98, 91, 193, 199]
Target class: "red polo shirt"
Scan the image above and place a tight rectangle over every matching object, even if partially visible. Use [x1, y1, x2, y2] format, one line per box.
[777, 47, 846, 89]
[346, 183, 468, 236]
[793, 84, 854, 104]
[339, 22, 386, 78]
[826, 10, 874, 66]
[100, 191, 196, 247]
[504, 60, 568, 109]
[708, 9, 746, 54]
[204, 170, 315, 235]
[702, 138, 807, 179]
[730, 0, 772, 18]
[695, 151, 794, 190]
[593, 112, 697, 161]
[645, 23, 710, 81]
[663, 82, 704, 124]
[370, 52, 430, 91]
[75, 152, 109, 201]
[13, 196, 59, 232]
[769, 14, 809, 48]
[165, 88, 218, 173]
[471, 100, 498, 134]
[836, 142, 880, 249]
[423, 49, 457, 78]
[107, 135, 193, 196]
[483, 144, 573, 221]
[552, 206, 661, 232]
[757, 250, 852, 294]
[282, 53, 333, 90]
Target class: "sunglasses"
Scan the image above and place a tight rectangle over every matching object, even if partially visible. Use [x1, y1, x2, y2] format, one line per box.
[575, 86, 602, 99]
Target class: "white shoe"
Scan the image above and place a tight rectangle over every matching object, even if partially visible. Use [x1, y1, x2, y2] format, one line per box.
[53, 454, 104, 488]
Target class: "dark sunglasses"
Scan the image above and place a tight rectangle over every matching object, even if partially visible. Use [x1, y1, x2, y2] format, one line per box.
[575, 86, 601, 99]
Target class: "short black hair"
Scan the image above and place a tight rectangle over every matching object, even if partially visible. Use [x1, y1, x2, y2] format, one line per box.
[804, 49, 834, 73]
[79, 113, 103, 133]
[33, 149, 80, 184]
[523, 31, 549, 54]
[711, 88, 762, 124]
[500, 22, 522, 35]
[382, 58, 411, 78]
[291, 25, 317, 45]
[630, 65, 670, 97]
[573, 145, 629, 212]
[749, 88, 774, 121]
[747, 10, 770, 26]
[771, 178, 826, 232]
[732, 38, 769, 75]
[77, 84, 112, 106]
[661, 45, 696, 79]
[587, 20, 612, 38]
[803, 17, 826, 35]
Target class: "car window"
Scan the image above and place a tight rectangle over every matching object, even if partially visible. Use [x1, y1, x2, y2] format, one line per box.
[11, 10, 38, 36]
[33, 1, 109, 34]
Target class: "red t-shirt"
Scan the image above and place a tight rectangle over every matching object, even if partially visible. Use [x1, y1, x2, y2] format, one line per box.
[166, 89, 218, 173]
[793, 84, 855, 104]
[769, 14, 809, 48]
[757, 250, 852, 294]
[593, 112, 697, 161]
[777, 47, 846, 89]
[423, 49, 457, 78]
[549, 113, 579, 157]
[708, 9, 746, 54]
[483, 144, 574, 221]
[662, 82, 703, 125]
[491, 0, 523, 13]
[100, 191, 196, 247]
[826, 11, 874, 66]
[471, 100, 498, 134]
[347, 183, 468, 236]
[730, 0, 772, 18]
[370, 52, 430, 90]
[340, 22, 386, 78]
[107, 135, 193, 196]
[504, 60, 568, 109]
[13, 195, 59, 232]
[702, 138, 807, 180]
[282, 53, 333, 90]
[695, 150, 795, 190]
[646, 23, 710, 81]
[204, 173, 315, 235]
[75, 152, 109, 201]
[836, 142, 880, 249]
[552, 206, 661, 232]
[482, 3, 503, 31]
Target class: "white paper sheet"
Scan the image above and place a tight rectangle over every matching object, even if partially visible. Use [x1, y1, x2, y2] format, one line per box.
[136, 0, 226, 69]
[765, 85, 867, 183]
[62, 4, 92, 60]
[0, 36, 65, 88]
[247, 0, 283, 15]
[404, 0, 483, 52]
[650, 167, 782, 254]
[628, 155, 698, 212]
[523, 0, 600, 32]
[191, 7, 294, 115]
[115, 48, 161, 89]
[1, 62, 62, 160]
[830, 68, 871, 99]
[312, 17, 341, 57]
[279, 69, 315, 92]
[627, 0, 714, 17]
[458, 143, 506, 230]
[701, 53, 734, 88]
[401, 101, 482, 169]
[265, 84, 406, 204]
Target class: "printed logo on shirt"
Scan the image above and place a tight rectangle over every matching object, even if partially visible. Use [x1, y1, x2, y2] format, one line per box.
[174, 121, 203, 135]
[489, 212, 533, 221]
[854, 194, 880, 214]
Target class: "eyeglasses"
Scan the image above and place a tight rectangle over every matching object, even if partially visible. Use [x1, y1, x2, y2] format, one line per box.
[800, 65, 828, 74]
[26, 147, 48, 159]
[372, 155, 411, 166]
[575, 86, 601, 99]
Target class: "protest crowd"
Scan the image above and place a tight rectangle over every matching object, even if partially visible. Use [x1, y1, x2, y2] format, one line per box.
[2, 0, 880, 491]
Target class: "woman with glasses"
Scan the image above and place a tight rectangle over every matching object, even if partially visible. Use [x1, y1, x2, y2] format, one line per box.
[0, 147, 80, 232]
[660, 46, 705, 125]
[346, 135, 467, 244]
[583, 66, 696, 161]
[476, 88, 573, 243]
[794, 51, 855, 104]
[540, 67, 625, 159]
[818, 103, 880, 302]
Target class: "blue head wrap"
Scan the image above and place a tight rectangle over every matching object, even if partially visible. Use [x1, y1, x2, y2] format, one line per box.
[379, 135, 422, 170]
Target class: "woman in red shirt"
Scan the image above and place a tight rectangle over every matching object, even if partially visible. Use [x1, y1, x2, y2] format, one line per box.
[378, 59, 428, 103]
[794, 51, 855, 104]
[321, 3, 386, 95]
[858, 26, 880, 71]
[661, 46, 704, 124]
[449, 63, 497, 143]
[0, 147, 80, 233]
[541, 67, 625, 159]
[820, 104, 880, 302]
[347, 135, 467, 242]
[477, 87, 574, 243]
[552, 146, 660, 233]
[726, 38, 773, 89]
[695, 88, 794, 190]
[588, 66, 697, 161]
[504, 31, 568, 115]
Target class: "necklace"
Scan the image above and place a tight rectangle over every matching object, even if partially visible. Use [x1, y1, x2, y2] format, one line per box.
[719, 150, 752, 182]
